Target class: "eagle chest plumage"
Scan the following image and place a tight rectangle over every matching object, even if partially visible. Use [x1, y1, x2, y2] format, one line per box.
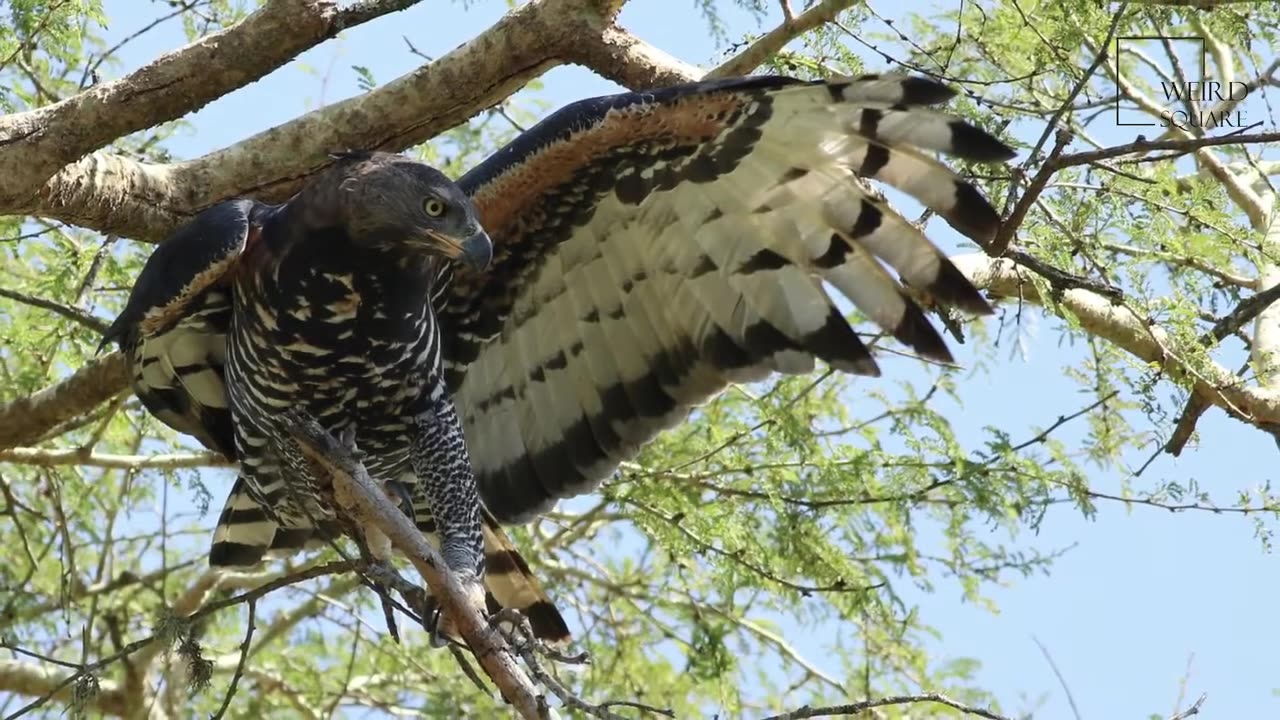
[223, 217, 447, 545]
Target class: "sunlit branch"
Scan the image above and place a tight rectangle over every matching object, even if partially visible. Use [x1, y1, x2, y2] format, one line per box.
[0, 447, 229, 469]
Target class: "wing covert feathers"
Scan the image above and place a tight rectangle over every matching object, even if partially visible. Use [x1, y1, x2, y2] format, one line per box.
[449, 74, 1016, 522]
[103, 199, 261, 458]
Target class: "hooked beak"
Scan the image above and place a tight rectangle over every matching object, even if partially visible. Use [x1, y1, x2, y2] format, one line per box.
[430, 227, 493, 272]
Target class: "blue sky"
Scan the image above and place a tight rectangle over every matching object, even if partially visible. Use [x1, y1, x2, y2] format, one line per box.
[90, 0, 1280, 717]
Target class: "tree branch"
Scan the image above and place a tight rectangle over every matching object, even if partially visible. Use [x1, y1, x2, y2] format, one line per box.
[954, 253, 1280, 433]
[1246, 183, 1280, 391]
[283, 412, 551, 720]
[0, 661, 129, 717]
[0, 0, 428, 209]
[0, 286, 110, 334]
[15, 0, 659, 242]
[565, 24, 702, 89]
[760, 693, 1009, 720]
[0, 447, 229, 469]
[0, 352, 128, 452]
[706, 0, 859, 79]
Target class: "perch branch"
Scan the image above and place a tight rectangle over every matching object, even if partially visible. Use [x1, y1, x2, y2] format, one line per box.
[282, 412, 550, 720]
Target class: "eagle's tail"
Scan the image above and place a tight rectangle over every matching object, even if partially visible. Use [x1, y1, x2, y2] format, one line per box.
[209, 476, 340, 566]
[209, 479, 571, 644]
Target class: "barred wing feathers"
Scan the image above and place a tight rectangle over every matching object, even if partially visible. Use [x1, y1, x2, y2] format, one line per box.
[445, 74, 1015, 523]
[100, 199, 261, 459]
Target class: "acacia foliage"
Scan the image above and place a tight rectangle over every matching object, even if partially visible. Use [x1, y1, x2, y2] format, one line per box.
[1, 0, 1278, 718]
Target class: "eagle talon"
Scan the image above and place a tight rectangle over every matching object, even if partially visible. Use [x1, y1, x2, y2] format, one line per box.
[426, 605, 451, 649]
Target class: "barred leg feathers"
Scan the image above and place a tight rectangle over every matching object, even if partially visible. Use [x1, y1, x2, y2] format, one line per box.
[419, 511, 572, 646]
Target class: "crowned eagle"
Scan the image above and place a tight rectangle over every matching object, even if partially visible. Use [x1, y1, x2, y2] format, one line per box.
[103, 74, 1015, 644]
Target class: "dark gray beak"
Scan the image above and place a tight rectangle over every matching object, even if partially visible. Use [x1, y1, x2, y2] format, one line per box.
[460, 228, 493, 272]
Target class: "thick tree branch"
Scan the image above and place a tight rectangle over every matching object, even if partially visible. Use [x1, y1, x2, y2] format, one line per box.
[15, 0, 655, 242]
[565, 25, 702, 89]
[954, 254, 1280, 432]
[568, 0, 862, 90]
[0, 0, 427, 208]
[0, 352, 127, 452]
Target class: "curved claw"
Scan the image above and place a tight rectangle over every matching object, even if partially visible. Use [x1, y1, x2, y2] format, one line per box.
[423, 598, 452, 649]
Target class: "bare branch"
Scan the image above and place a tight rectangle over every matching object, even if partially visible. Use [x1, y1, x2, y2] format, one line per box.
[707, 0, 859, 79]
[0, 0, 428, 208]
[0, 352, 128, 452]
[759, 693, 1010, 720]
[954, 253, 1280, 432]
[565, 24, 702, 89]
[0, 447, 229, 469]
[1053, 131, 1280, 171]
[17, 0, 671, 243]
[283, 413, 551, 720]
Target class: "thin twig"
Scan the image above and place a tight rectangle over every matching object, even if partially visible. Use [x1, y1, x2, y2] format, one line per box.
[0, 287, 110, 334]
[210, 600, 256, 720]
[758, 693, 1011, 720]
[1032, 636, 1082, 720]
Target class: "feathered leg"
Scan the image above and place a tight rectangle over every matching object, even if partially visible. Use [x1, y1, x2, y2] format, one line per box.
[411, 395, 488, 644]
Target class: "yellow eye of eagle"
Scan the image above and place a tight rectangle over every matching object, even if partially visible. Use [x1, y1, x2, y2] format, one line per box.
[424, 198, 446, 217]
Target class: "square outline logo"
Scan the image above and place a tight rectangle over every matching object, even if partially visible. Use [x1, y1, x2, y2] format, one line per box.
[1114, 36, 1206, 128]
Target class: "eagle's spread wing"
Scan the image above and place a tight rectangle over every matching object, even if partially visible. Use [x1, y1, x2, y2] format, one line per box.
[101, 199, 263, 459]
[443, 74, 1015, 523]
